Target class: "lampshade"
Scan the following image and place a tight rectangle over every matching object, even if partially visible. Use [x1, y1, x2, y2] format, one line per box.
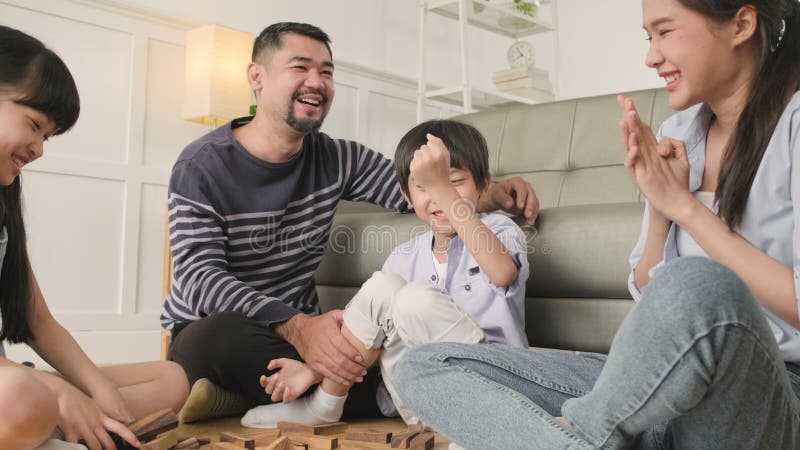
[183, 24, 254, 127]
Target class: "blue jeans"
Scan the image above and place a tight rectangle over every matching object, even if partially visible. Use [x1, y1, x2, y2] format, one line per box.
[394, 257, 800, 449]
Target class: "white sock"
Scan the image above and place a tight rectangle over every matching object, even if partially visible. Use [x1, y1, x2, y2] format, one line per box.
[240, 387, 347, 428]
[35, 439, 88, 450]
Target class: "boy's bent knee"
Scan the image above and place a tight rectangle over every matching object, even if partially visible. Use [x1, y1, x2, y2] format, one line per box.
[357, 272, 406, 303]
[392, 284, 484, 345]
[345, 272, 406, 322]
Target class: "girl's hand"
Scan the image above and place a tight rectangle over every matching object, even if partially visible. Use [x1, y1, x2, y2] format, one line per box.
[53, 379, 140, 449]
[618, 96, 693, 220]
[89, 377, 134, 425]
[408, 134, 452, 192]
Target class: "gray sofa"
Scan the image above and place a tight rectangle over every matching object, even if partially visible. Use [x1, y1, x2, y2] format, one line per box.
[315, 88, 673, 354]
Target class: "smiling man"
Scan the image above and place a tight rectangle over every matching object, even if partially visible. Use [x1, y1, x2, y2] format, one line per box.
[161, 22, 539, 424]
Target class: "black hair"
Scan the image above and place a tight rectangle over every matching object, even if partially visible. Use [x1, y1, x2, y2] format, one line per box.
[0, 26, 80, 343]
[251, 22, 332, 63]
[394, 120, 490, 196]
[678, 1, 800, 229]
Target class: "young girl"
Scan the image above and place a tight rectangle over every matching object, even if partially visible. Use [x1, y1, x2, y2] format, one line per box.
[393, 1, 800, 448]
[0, 26, 188, 450]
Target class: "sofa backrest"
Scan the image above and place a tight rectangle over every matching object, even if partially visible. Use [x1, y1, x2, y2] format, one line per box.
[316, 88, 673, 353]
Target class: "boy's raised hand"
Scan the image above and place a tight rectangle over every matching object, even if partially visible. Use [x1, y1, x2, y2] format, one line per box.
[409, 134, 452, 192]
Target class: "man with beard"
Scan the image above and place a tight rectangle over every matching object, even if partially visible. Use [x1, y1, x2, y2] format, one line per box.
[162, 22, 539, 423]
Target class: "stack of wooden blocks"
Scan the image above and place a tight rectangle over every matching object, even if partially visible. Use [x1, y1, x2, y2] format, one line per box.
[492, 66, 555, 102]
[111, 410, 435, 450]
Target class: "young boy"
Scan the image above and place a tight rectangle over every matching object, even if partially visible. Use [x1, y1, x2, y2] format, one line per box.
[241, 120, 530, 426]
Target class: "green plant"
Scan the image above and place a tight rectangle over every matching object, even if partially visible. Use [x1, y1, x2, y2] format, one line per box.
[513, 0, 538, 17]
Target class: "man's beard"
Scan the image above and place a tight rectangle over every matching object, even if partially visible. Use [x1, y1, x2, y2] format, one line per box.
[286, 89, 328, 133]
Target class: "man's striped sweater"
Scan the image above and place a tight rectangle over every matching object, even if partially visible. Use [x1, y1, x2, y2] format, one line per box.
[161, 117, 406, 331]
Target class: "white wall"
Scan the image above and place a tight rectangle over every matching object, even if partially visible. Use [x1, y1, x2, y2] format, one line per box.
[112, 0, 662, 99]
[0, 0, 663, 368]
[549, 0, 662, 99]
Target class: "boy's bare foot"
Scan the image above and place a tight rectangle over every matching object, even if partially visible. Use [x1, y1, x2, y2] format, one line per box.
[260, 358, 322, 403]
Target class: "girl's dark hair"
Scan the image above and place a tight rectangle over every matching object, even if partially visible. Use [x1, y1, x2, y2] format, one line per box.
[394, 120, 490, 196]
[678, 1, 800, 229]
[0, 26, 80, 343]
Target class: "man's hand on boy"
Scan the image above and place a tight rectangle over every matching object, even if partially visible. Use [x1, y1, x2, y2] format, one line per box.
[481, 178, 539, 226]
[274, 311, 367, 387]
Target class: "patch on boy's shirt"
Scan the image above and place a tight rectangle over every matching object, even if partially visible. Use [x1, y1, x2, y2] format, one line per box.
[468, 266, 480, 276]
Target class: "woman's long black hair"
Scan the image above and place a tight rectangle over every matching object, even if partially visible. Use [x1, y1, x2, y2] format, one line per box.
[0, 25, 79, 343]
[678, 0, 800, 229]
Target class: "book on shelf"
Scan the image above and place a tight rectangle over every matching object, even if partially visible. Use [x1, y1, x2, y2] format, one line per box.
[494, 75, 553, 93]
[491, 66, 550, 83]
[498, 87, 555, 102]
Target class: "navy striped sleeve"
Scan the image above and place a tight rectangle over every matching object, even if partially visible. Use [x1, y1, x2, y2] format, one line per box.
[338, 140, 408, 211]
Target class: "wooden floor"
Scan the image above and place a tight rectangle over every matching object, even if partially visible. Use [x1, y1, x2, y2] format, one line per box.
[176, 416, 451, 449]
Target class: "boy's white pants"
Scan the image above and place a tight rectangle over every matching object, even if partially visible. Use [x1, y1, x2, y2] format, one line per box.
[342, 271, 485, 424]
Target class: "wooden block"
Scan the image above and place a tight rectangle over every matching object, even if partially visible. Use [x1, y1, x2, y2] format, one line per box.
[285, 433, 338, 450]
[175, 437, 201, 449]
[389, 432, 418, 449]
[211, 443, 246, 450]
[220, 431, 255, 449]
[290, 445, 307, 450]
[312, 422, 348, 436]
[408, 432, 434, 450]
[243, 429, 282, 446]
[254, 436, 289, 450]
[156, 429, 179, 441]
[277, 421, 347, 436]
[406, 424, 425, 434]
[141, 432, 179, 450]
[128, 408, 179, 442]
[340, 440, 392, 450]
[342, 430, 392, 444]
[277, 422, 314, 435]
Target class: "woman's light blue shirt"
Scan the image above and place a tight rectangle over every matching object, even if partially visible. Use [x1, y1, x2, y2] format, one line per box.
[628, 91, 800, 363]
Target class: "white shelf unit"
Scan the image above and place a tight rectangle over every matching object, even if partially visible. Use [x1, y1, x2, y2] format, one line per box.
[416, 0, 558, 122]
